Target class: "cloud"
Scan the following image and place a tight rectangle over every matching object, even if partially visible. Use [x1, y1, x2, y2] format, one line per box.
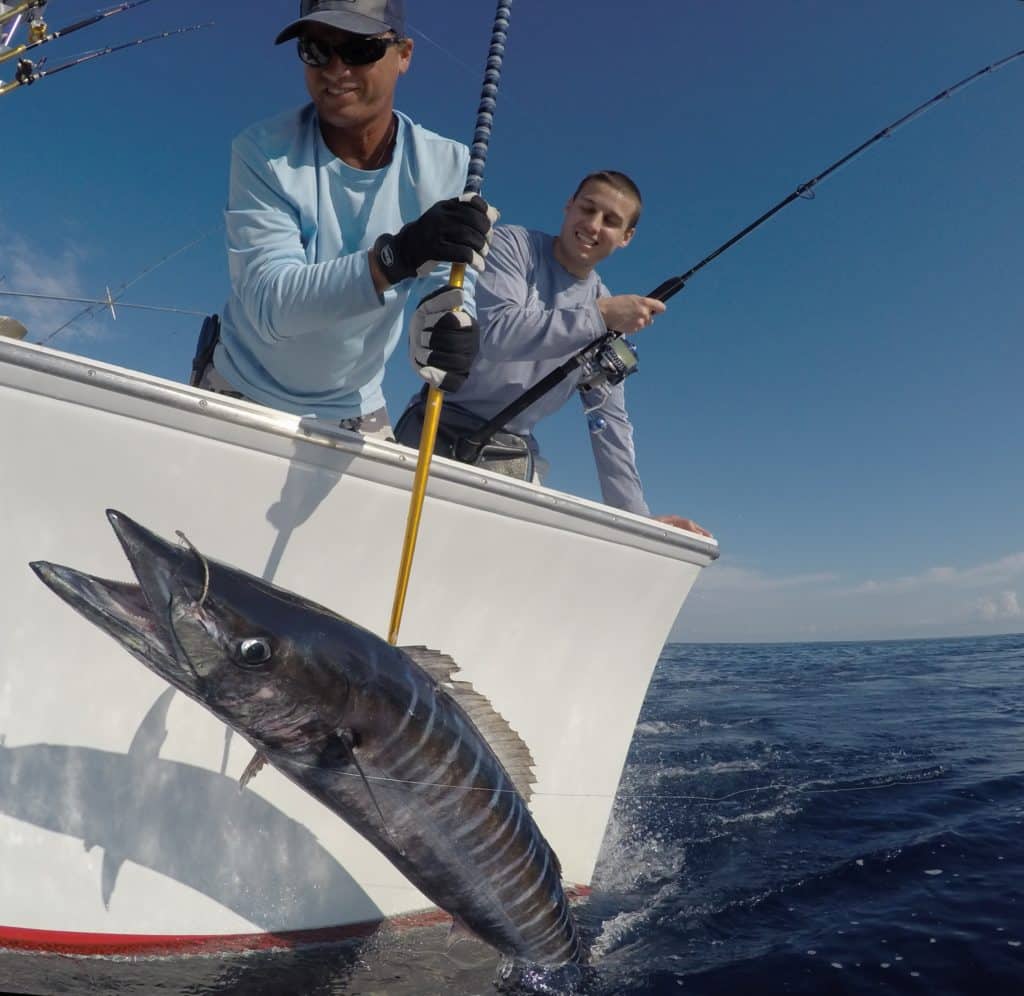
[849, 553, 1024, 595]
[695, 564, 840, 592]
[673, 550, 1024, 643]
[0, 224, 102, 342]
[975, 590, 1022, 622]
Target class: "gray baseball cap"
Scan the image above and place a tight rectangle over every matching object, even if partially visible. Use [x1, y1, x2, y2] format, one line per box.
[275, 0, 406, 44]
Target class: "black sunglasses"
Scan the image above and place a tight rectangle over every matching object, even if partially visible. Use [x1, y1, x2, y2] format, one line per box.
[297, 34, 402, 69]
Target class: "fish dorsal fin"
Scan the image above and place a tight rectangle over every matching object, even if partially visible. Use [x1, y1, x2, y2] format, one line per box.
[402, 645, 536, 802]
[402, 646, 459, 684]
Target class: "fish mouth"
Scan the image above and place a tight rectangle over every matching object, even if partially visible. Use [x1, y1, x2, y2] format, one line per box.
[30, 509, 209, 693]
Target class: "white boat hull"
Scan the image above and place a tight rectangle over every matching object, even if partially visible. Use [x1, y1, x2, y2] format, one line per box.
[0, 339, 717, 951]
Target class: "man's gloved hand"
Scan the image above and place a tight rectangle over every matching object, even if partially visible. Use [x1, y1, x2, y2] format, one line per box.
[374, 194, 499, 287]
[409, 286, 479, 393]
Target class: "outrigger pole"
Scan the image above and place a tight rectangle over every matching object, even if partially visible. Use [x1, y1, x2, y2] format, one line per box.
[387, 1, 513, 646]
[453, 45, 1024, 463]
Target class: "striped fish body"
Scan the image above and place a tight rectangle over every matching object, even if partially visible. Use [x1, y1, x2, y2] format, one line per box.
[272, 634, 582, 964]
[31, 510, 582, 967]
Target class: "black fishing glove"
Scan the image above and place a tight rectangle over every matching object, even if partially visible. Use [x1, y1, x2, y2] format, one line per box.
[374, 194, 498, 286]
[408, 286, 479, 393]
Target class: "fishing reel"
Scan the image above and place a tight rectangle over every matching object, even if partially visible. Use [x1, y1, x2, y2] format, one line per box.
[28, 8, 48, 45]
[13, 56, 34, 84]
[577, 333, 638, 391]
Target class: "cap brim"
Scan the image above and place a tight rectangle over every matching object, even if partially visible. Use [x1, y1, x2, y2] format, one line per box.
[275, 12, 394, 44]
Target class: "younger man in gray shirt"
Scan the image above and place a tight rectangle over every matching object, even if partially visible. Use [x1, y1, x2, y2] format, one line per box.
[398, 170, 708, 534]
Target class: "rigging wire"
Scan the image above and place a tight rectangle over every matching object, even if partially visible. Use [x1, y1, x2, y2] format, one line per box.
[0, 289, 206, 319]
[646, 44, 1024, 303]
[36, 227, 217, 343]
[456, 44, 1024, 450]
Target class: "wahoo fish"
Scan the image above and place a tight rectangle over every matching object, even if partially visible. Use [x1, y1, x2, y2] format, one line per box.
[30, 510, 582, 969]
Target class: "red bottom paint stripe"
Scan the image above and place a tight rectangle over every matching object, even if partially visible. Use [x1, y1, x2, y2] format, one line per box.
[0, 885, 591, 956]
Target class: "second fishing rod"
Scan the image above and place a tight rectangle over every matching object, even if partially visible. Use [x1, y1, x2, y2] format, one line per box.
[0, 0, 152, 65]
[452, 44, 1024, 466]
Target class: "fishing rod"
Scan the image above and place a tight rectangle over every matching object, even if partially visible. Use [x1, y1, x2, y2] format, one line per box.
[0, 0, 45, 30]
[453, 44, 1024, 464]
[0, 0, 153, 65]
[387, 0, 513, 646]
[0, 0, 44, 50]
[0, 20, 210, 97]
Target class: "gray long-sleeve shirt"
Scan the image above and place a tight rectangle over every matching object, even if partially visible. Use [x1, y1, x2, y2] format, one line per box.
[451, 225, 650, 516]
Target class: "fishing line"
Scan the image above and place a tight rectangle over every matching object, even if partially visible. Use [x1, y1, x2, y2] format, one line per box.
[407, 21, 486, 83]
[645, 44, 1024, 305]
[246, 751, 946, 806]
[337, 731, 406, 855]
[457, 44, 1024, 450]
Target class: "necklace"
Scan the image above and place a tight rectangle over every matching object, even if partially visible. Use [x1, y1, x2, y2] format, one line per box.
[368, 115, 396, 170]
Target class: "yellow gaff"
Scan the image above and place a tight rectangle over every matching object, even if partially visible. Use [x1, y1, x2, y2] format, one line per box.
[387, 2, 512, 646]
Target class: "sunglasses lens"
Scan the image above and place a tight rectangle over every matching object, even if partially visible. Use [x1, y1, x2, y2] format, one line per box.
[340, 37, 389, 66]
[297, 37, 330, 67]
[298, 35, 393, 68]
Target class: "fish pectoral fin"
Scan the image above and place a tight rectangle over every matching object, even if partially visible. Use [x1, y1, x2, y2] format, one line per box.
[333, 728, 402, 853]
[402, 646, 537, 802]
[239, 750, 267, 790]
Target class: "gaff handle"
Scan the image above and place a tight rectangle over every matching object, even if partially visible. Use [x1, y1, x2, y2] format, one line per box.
[386, 262, 466, 646]
[386, 3, 511, 646]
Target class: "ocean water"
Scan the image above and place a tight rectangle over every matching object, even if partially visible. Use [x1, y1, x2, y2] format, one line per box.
[2, 632, 1022, 995]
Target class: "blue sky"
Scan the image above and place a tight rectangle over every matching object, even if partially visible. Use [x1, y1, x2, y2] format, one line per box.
[1, 0, 1021, 643]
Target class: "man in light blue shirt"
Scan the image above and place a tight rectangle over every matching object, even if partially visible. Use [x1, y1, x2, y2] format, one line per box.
[199, 0, 495, 438]
[397, 170, 709, 534]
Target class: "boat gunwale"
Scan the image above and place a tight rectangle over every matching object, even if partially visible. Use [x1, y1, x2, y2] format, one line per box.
[0, 337, 720, 564]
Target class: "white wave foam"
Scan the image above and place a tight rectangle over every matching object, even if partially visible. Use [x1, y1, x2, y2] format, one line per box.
[592, 806, 686, 892]
[654, 759, 764, 781]
[589, 882, 679, 962]
[634, 720, 677, 736]
[714, 800, 800, 825]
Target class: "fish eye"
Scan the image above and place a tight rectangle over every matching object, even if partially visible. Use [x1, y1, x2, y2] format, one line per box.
[237, 637, 273, 667]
